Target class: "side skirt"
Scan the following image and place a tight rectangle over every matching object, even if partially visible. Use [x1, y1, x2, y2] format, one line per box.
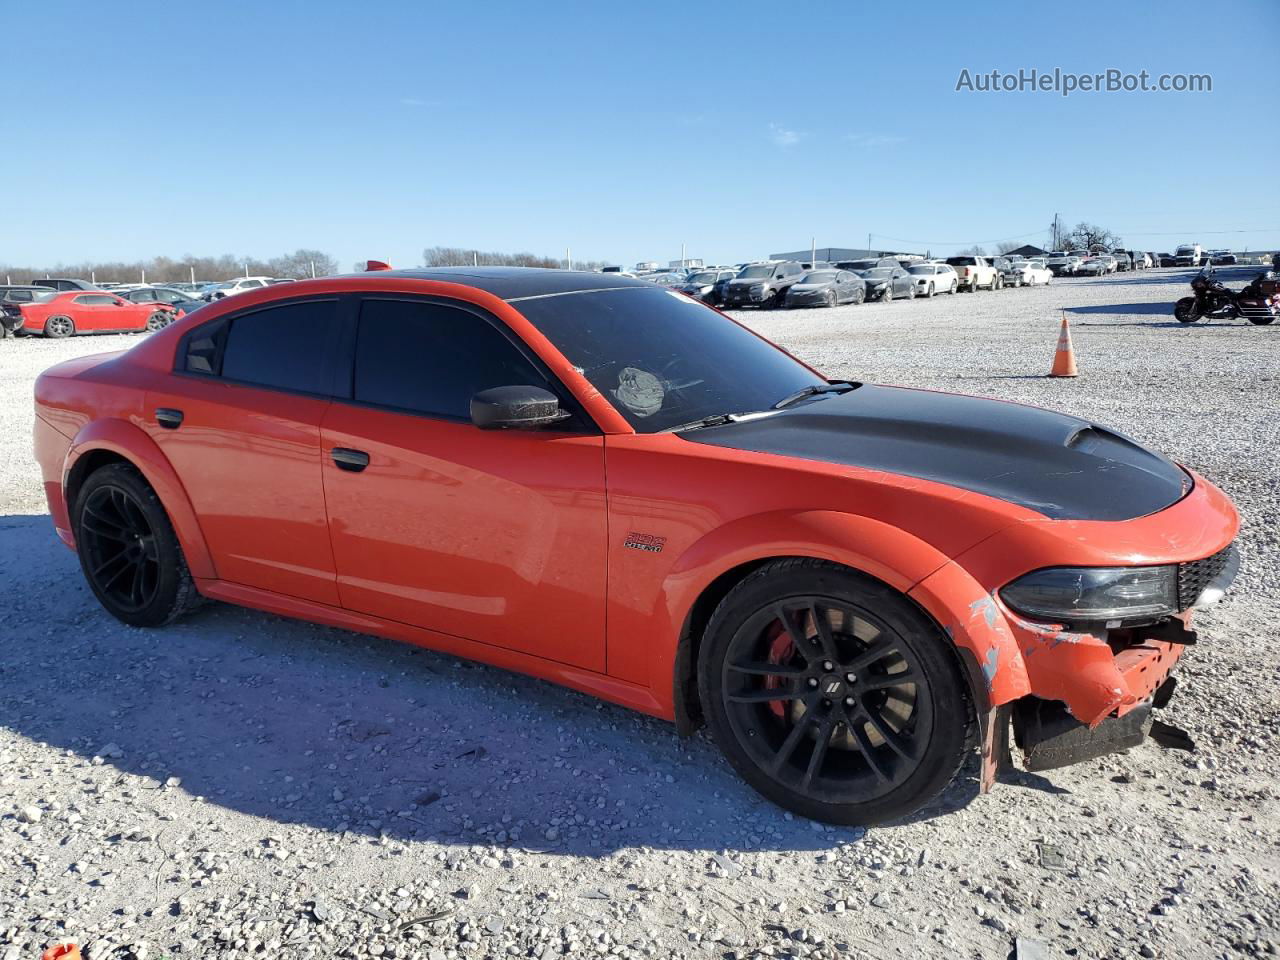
[194, 577, 670, 722]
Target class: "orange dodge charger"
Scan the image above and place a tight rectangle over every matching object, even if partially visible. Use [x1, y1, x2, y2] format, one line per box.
[33, 267, 1240, 823]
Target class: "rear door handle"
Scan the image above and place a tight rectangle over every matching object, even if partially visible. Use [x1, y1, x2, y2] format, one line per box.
[155, 408, 184, 429]
[331, 447, 370, 472]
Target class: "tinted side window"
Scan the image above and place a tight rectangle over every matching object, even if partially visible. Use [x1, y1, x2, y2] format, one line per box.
[353, 299, 547, 420]
[214, 299, 338, 393]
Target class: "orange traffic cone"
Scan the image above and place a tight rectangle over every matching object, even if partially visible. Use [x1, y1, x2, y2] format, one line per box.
[41, 945, 81, 960]
[1049, 312, 1078, 378]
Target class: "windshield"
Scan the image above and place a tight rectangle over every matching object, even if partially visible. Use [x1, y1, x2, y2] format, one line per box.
[907, 266, 934, 275]
[736, 265, 774, 279]
[686, 272, 718, 284]
[859, 268, 892, 278]
[515, 286, 824, 432]
[798, 271, 838, 283]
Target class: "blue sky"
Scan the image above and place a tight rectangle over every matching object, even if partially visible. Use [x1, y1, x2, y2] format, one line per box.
[4, 0, 1277, 271]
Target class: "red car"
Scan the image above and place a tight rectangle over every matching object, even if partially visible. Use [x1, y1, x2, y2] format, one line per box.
[32, 268, 1240, 824]
[12, 289, 174, 338]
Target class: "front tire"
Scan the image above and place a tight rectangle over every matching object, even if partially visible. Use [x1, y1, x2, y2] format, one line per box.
[1173, 297, 1201, 324]
[852, 287, 865, 305]
[698, 559, 972, 825]
[74, 463, 200, 627]
[145, 310, 170, 332]
[925, 283, 935, 299]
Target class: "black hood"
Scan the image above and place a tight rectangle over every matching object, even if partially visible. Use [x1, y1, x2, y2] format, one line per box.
[682, 384, 1188, 521]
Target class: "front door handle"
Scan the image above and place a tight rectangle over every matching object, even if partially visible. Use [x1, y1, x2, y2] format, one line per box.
[155, 408, 184, 429]
[331, 447, 370, 472]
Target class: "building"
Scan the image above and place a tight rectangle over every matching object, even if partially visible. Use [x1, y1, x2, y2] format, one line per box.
[768, 247, 923, 263]
[1005, 244, 1050, 258]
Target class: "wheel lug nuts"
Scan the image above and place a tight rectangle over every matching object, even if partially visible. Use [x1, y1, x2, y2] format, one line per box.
[846, 673, 857, 683]
[822, 699, 831, 708]
[844, 697, 855, 707]
[807, 678, 819, 688]
[822, 661, 834, 671]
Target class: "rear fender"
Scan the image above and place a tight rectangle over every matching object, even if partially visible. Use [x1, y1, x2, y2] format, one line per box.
[65, 418, 216, 579]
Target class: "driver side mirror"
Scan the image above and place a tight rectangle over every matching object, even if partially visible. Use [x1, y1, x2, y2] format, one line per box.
[471, 385, 570, 430]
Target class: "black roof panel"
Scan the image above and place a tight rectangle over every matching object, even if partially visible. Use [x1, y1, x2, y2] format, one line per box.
[347, 267, 652, 301]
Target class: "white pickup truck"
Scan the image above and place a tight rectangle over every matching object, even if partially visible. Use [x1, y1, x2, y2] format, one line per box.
[944, 255, 1000, 291]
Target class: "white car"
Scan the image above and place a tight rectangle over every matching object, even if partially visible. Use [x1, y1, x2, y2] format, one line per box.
[202, 276, 274, 301]
[1010, 259, 1053, 286]
[905, 262, 959, 297]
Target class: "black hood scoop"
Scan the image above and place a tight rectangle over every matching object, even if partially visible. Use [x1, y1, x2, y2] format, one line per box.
[683, 384, 1188, 521]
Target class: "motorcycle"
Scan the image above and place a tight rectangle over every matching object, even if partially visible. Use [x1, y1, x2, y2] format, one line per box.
[1174, 266, 1278, 325]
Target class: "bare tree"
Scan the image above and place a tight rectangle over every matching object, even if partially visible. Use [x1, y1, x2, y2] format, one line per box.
[996, 241, 1022, 255]
[1063, 222, 1122, 253]
[955, 245, 988, 257]
[421, 246, 607, 271]
[1, 249, 341, 284]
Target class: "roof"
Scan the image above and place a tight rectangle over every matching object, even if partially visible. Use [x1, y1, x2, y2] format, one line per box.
[346, 266, 651, 301]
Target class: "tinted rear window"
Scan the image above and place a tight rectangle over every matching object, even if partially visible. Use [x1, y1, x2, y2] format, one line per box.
[213, 299, 338, 393]
[353, 299, 547, 420]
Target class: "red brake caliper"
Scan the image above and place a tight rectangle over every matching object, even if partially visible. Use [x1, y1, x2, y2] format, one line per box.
[764, 624, 795, 719]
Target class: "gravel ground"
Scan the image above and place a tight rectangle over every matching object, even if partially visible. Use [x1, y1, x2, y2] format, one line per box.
[1, 267, 1277, 960]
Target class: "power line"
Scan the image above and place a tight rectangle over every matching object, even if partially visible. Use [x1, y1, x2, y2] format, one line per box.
[869, 228, 1047, 247]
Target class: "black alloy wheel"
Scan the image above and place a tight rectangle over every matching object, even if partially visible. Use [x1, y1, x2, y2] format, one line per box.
[699, 560, 970, 824]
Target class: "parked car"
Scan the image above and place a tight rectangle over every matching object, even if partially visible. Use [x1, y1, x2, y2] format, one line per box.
[201, 276, 273, 301]
[1, 284, 55, 305]
[642, 272, 687, 288]
[721, 261, 805, 308]
[1075, 258, 1109, 276]
[11, 290, 174, 337]
[906, 263, 958, 297]
[1173, 244, 1203, 267]
[989, 257, 1020, 287]
[1045, 253, 1079, 277]
[782, 270, 866, 308]
[1130, 252, 1151, 269]
[1158, 253, 1177, 267]
[834, 258, 900, 273]
[945, 256, 1000, 291]
[799, 261, 833, 271]
[119, 286, 206, 317]
[856, 265, 914, 302]
[32, 265, 1241, 825]
[676, 269, 738, 304]
[29, 278, 99, 292]
[1210, 251, 1238, 265]
[1010, 259, 1053, 286]
[1145, 253, 1160, 269]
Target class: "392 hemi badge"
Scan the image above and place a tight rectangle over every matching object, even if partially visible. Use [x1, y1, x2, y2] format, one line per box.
[623, 532, 666, 553]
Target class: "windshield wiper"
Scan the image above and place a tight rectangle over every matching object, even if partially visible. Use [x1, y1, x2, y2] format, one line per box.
[772, 380, 859, 410]
[662, 413, 741, 434]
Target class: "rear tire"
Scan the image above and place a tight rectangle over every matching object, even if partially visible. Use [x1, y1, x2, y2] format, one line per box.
[698, 559, 972, 825]
[44, 315, 75, 338]
[145, 311, 169, 332]
[1247, 315, 1275, 326]
[73, 463, 201, 628]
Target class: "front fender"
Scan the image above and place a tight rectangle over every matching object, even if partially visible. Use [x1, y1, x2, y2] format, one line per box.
[65, 418, 216, 579]
[907, 560, 1032, 713]
[653, 509, 961, 717]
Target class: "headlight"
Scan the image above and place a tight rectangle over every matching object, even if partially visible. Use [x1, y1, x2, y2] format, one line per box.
[1000, 566, 1177, 624]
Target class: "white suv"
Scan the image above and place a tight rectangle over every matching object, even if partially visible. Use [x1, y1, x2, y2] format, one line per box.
[203, 277, 274, 301]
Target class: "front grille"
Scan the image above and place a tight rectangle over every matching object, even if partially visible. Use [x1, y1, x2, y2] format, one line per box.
[1177, 543, 1235, 609]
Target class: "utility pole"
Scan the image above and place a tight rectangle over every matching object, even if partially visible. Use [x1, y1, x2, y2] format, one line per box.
[473, 251, 478, 267]
[189, 265, 195, 285]
[811, 236, 816, 265]
[681, 242, 686, 271]
[141, 267, 146, 284]
[867, 232, 872, 254]
[566, 247, 572, 271]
